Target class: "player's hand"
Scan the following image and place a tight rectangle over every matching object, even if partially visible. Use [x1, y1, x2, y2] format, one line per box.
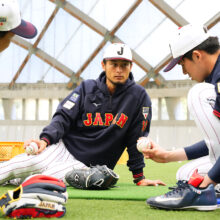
[137, 179, 166, 186]
[24, 139, 47, 155]
[142, 140, 169, 163]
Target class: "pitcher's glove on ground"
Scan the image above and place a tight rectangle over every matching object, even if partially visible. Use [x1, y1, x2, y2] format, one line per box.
[0, 175, 68, 219]
[65, 165, 119, 190]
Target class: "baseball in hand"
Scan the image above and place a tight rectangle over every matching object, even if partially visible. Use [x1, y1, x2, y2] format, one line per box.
[137, 138, 152, 152]
[26, 142, 38, 155]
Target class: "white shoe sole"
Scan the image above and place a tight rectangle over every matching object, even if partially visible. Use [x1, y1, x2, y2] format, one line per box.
[178, 205, 217, 211]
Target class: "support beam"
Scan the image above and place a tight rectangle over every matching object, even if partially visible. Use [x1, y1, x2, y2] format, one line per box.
[49, 0, 107, 36]
[11, 36, 77, 79]
[67, 0, 144, 89]
[205, 12, 220, 29]
[54, 0, 165, 89]
[154, 12, 220, 74]
[0, 80, 195, 99]
[9, 6, 61, 88]
[139, 11, 220, 86]
[149, 0, 188, 26]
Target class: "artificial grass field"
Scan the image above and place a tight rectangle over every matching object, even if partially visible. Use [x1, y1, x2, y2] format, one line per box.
[0, 160, 220, 219]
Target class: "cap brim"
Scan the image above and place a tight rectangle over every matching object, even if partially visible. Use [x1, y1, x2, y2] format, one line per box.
[10, 19, 37, 39]
[104, 57, 132, 62]
[164, 56, 182, 72]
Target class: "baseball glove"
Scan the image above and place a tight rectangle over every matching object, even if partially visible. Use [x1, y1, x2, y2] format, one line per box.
[0, 175, 68, 219]
[65, 165, 119, 190]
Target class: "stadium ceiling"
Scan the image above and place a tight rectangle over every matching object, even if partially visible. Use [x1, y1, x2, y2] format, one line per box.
[1, 0, 220, 90]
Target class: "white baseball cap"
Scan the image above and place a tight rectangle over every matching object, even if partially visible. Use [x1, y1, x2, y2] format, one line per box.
[164, 23, 210, 72]
[0, 0, 37, 38]
[103, 43, 132, 62]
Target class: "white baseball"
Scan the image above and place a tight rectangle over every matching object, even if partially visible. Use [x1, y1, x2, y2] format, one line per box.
[26, 142, 38, 155]
[136, 138, 152, 152]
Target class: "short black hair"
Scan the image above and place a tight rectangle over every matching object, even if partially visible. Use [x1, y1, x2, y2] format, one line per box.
[102, 59, 132, 65]
[183, 36, 220, 60]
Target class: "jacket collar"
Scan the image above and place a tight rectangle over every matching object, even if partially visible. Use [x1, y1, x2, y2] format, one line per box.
[96, 71, 135, 95]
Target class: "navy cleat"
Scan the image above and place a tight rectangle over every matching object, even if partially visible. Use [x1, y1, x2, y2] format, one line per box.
[146, 180, 217, 211]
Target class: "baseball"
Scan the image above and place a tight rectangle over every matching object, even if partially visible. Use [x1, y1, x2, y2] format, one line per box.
[137, 138, 152, 152]
[26, 142, 38, 155]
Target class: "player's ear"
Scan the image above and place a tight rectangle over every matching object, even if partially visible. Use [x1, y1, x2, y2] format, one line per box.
[101, 60, 106, 71]
[192, 50, 202, 62]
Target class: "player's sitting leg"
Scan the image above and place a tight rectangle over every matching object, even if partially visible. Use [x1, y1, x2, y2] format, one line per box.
[0, 141, 65, 184]
[42, 161, 88, 184]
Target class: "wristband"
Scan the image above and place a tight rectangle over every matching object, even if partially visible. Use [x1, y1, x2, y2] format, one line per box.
[133, 175, 145, 184]
[136, 179, 146, 186]
[40, 137, 50, 147]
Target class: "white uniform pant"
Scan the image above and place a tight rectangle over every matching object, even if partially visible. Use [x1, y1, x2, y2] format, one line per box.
[0, 140, 87, 184]
[177, 83, 220, 180]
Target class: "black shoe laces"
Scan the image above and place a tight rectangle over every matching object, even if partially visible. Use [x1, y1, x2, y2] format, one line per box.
[165, 180, 189, 197]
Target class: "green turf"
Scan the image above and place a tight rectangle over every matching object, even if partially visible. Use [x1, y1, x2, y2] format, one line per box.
[67, 182, 171, 200]
[67, 160, 184, 200]
[0, 160, 220, 220]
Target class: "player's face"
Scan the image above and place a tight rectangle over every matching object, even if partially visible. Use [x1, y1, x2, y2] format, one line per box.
[102, 60, 132, 92]
[178, 53, 208, 82]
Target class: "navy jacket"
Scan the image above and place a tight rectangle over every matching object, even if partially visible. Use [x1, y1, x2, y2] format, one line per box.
[40, 72, 152, 175]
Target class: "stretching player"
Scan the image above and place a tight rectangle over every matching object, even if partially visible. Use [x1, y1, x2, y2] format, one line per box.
[143, 23, 220, 210]
[0, 42, 165, 188]
[0, 0, 37, 52]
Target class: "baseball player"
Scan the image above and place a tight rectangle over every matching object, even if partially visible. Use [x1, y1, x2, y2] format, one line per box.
[143, 23, 220, 210]
[0, 43, 165, 188]
[0, 0, 37, 52]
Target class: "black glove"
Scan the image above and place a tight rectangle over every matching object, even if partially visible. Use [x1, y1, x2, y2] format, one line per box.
[65, 165, 119, 190]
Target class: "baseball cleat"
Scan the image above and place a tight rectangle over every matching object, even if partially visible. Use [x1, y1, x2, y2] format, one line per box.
[146, 180, 217, 211]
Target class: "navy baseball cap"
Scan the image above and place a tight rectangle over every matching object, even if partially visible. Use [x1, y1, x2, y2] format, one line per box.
[0, 0, 37, 39]
[164, 24, 210, 72]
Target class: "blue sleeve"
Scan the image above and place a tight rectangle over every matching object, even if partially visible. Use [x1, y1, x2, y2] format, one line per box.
[208, 156, 220, 183]
[39, 85, 83, 145]
[184, 140, 209, 160]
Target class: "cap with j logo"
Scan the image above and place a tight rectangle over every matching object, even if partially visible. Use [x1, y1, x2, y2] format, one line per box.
[103, 43, 132, 62]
